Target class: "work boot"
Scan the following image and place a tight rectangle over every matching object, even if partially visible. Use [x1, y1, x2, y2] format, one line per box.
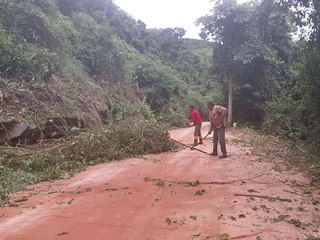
[220, 141, 227, 157]
[209, 152, 218, 156]
[210, 144, 218, 156]
[219, 153, 227, 158]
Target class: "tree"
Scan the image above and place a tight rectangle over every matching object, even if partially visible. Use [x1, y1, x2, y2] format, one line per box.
[197, 0, 293, 124]
[278, 0, 320, 42]
[197, 0, 252, 125]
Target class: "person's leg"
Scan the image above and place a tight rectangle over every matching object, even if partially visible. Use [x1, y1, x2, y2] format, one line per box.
[212, 129, 218, 156]
[193, 124, 200, 146]
[198, 123, 203, 144]
[217, 127, 227, 158]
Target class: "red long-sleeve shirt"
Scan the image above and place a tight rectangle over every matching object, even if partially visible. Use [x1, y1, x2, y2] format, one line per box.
[190, 109, 202, 125]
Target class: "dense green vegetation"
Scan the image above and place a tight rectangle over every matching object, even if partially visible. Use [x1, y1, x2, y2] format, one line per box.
[0, 0, 216, 126]
[197, 0, 320, 156]
[0, 103, 173, 204]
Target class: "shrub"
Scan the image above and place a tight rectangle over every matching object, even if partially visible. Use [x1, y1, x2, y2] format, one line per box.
[0, 117, 173, 205]
[0, 26, 58, 81]
[22, 45, 59, 81]
[0, 27, 23, 77]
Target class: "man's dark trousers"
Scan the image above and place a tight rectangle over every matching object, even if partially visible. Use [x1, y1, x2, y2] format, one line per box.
[213, 127, 227, 155]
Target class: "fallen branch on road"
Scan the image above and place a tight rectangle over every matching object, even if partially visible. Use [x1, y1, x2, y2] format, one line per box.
[283, 189, 308, 197]
[234, 193, 292, 202]
[145, 174, 267, 187]
[199, 174, 267, 185]
[229, 231, 264, 239]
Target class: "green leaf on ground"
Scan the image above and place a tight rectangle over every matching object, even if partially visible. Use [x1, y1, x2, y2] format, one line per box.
[191, 233, 201, 238]
[272, 215, 289, 223]
[220, 233, 230, 240]
[287, 219, 308, 229]
[195, 189, 205, 196]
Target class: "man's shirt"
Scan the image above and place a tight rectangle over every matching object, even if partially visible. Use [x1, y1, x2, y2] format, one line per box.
[210, 105, 227, 128]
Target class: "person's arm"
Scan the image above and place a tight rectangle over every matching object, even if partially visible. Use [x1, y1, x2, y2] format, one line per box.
[208, 111, 214, 134]
[219, 107, 228, 123]
[216, 107, 228, 127]
[186, 119, 193, 126]
[187, 111, 195, 126]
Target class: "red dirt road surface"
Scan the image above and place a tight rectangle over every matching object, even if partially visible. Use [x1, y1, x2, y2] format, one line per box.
[0, 123, 319, 240]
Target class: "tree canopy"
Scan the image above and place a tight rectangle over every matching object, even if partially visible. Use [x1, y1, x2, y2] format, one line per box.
[198, 0, 319, 155]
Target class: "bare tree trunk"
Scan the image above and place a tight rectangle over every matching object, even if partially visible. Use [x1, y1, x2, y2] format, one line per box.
[227, 75, 233, 126]
[313, 0, 319, 12]
[312, 0, 320, 44]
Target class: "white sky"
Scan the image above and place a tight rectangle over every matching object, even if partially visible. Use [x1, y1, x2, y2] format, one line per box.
[113, 0, 248, 39]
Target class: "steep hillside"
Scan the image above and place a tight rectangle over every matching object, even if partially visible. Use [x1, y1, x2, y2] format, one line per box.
[0, 0, 218, 145]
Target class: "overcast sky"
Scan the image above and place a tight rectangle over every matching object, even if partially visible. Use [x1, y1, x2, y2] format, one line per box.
[113, 0, 248, 39]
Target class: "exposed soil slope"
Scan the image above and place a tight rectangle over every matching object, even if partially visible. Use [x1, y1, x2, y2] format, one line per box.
[0, 123, 319, 240]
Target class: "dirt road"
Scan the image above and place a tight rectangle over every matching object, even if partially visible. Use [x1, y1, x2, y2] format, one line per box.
[0, 123, 319, 240]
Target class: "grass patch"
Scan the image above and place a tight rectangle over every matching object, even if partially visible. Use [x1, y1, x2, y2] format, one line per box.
[231, 128, 320, 187]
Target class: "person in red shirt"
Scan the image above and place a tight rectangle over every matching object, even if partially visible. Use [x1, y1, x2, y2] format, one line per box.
[187, 105, 203, 147]
[207, 102, 228, 158]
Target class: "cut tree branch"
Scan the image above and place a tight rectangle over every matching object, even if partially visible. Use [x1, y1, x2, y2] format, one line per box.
[234, 193, 292, 202]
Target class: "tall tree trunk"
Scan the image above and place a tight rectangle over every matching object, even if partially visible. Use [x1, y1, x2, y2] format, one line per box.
[313, 0, 320, 12]
[227, 75, 233, 126]
[312, 0, 320, 44]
